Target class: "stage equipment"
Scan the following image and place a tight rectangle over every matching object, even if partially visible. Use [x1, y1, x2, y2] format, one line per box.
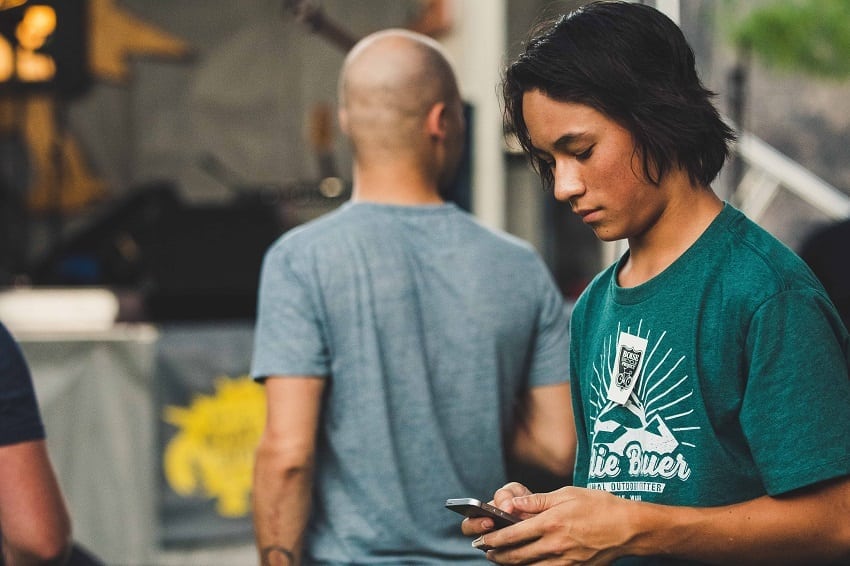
[29, 181, 290, 321]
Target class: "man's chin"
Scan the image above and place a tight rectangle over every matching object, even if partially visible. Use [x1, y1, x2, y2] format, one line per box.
[591, 226, 625, 243]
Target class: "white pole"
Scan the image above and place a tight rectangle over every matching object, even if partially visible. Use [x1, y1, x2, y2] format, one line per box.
[441, 0, 507, 230]
[654, 0, 681, 25]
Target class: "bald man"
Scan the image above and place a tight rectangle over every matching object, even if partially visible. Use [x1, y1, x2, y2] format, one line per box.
[251, 29, 573, 564]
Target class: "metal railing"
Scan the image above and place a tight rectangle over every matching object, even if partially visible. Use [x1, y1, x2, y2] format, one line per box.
[731, 132, 850, 223]
[600, 131, 850, 268]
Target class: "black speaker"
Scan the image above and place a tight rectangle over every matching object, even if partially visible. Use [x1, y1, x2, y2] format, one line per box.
[30, 182, 179, 287]
[30, 182, 287, 321]
[145, 193, 284, 321]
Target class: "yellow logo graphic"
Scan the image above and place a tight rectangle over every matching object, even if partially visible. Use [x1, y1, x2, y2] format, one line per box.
[163, 375, 266, 518]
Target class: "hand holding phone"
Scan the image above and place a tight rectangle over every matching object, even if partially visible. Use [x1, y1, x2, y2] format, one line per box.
[445, 497, 521, 529]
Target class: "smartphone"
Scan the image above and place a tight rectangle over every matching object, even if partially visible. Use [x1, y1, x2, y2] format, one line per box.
[445, 498, 521, 529]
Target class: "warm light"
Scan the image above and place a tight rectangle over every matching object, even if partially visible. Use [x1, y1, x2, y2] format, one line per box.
[16, 5, 56, 50]
[16, 46, 54, 81]
[0, 0, 28, 11]
[319, 177, 345, 198]
[0, 36, 13, 81]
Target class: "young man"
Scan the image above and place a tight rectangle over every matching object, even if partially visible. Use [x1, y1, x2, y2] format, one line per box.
[0, 321, 71, 566]
[463, 2, 850, 564]
[251, 29, 573, 564]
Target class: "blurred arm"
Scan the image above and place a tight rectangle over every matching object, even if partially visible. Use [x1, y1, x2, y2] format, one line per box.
[0, 439, 71, 566]
[510, 382, 575, 479]
[253, 376, 325, 566]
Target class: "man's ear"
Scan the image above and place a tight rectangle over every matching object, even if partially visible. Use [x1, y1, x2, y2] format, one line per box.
[425, 101, 447, 141]
[338, 107, 350, 136]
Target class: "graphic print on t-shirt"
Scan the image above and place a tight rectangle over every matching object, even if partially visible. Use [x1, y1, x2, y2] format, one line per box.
[586, 322, 697, 500]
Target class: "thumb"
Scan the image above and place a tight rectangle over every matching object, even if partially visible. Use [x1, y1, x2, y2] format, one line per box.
[512, 486, 578, 515]
[511, 492, 553, 514]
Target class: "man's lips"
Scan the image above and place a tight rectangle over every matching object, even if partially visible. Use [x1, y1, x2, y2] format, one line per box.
[574, 208, 601, 223]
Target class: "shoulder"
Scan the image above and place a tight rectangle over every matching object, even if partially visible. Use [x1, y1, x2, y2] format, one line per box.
[719, 207, 824, 297]
[485, 227, 544, 265]
[703, 208, 845, 337]
[0, 323, 44, 446]
[0, 323, 29, 384]
[279, 204, 357, 244]
[455, 210, 548, 266]
[262, 204, 358, 264]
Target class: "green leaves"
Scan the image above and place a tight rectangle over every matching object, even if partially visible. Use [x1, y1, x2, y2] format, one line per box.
[732, 0, 850, 79]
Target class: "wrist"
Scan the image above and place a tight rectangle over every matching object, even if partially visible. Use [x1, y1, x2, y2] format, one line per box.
[260, 545, 297, 566]
[619, 500, 680, 559]
[623, 501, 704, 560]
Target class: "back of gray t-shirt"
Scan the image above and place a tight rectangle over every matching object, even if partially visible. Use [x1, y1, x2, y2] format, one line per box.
[252, 202, 570, 564]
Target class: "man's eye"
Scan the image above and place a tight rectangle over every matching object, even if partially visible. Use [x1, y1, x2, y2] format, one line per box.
[576, 147, 594, 161]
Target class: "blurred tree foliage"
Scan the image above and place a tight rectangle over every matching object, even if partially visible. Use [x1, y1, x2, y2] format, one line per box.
[731, 0, 850, 79]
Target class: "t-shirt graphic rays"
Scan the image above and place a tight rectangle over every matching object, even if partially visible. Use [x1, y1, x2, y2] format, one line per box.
[587, 321, 696, 500]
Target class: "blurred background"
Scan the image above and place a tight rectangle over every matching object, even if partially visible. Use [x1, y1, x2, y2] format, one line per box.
[0, 0, 848, 564]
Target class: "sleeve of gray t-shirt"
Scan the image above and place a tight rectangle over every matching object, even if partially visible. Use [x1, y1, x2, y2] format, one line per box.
[525, 253, 572, 388]
[251, 243, 329, 381]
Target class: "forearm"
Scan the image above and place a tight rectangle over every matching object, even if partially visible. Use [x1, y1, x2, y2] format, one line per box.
[0, 441, 71, 566]
[253, 376, 325, 566]
[626, 478, 850, 564]
[252, 440, 315, 566]
[511, 383, 575, 478]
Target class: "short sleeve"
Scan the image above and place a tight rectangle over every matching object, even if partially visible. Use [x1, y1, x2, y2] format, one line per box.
[0, 324, 45, 446]
[526, 257, 572, 387]
[250, 244, 330, 381]
[740, 289, 850, 495]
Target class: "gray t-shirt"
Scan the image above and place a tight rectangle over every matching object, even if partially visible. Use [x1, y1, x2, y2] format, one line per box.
[252, 201, 571, 564]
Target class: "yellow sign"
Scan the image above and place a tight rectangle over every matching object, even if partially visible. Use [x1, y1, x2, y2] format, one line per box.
[163, 375, 266, 518]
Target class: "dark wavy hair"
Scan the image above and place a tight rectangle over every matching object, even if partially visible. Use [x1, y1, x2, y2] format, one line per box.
[503, 1, 736, 189]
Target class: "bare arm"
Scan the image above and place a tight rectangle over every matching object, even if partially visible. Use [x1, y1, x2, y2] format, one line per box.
[636, 476, 850, 564]
[510, 382, 575, 479]
[471, 475, 850, 565]
[253, 376, 325, 566]
[0, 440, 71, 566]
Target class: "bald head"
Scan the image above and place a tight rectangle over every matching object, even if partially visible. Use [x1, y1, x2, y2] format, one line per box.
[338, 29, 461, 159]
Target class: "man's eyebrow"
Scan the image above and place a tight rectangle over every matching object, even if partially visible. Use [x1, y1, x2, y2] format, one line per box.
[553, 132, 591, 150]
[529, 132, 591, 156]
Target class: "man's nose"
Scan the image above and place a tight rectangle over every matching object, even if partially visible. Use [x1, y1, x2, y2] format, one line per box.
[552, 162, 583, 202]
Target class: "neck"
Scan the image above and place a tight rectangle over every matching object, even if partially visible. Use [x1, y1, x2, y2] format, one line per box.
[349, 162, 444, 205]
[619, 181, 723, 288]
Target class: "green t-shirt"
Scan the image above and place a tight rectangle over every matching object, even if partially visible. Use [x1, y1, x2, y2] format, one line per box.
[571, 204, 850, 511]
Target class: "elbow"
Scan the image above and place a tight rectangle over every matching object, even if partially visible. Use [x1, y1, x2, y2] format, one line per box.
[254, 436, 316, 482]
[822, 476, 850, 560]
[539, 444, 575, 479]
[5, 531, 72, 566]
[33, 521, 72, 565]
[33, 538, 72, 565]
[554, 448, 576, 479]
[511, 435, 575, 480]
[277, 458, 315, 483]
[833, 513, 850, 562]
